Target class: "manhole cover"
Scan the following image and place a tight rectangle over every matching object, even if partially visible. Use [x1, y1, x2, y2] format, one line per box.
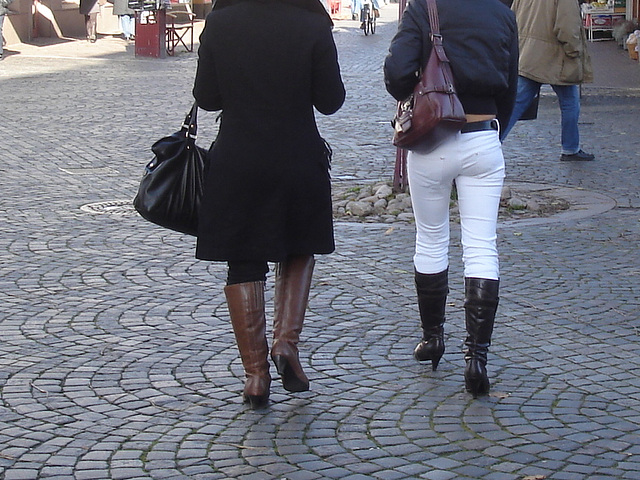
[80, 200, 136, 216]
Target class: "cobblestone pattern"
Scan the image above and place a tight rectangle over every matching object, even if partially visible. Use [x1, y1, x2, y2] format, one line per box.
[1, 6, 640, 480]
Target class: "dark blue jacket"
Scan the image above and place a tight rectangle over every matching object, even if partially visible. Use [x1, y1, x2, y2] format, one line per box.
[384, 0, 519, 128]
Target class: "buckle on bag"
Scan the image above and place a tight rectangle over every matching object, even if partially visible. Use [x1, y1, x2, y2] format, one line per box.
[393, 95, 414, 133]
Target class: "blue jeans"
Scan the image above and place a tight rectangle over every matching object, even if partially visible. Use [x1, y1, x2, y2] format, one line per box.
[500, 76, 581, 155]
[120, 14, 135, 40]
[351, 0, 362, 18]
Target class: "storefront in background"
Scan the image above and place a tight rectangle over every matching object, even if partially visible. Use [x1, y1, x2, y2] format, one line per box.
[4, 0, 640, 49]
[2, 0, 209, 47]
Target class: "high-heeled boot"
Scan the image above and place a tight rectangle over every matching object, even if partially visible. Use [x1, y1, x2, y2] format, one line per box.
[271, 255, 314, 392]
[413, 269, 448, 371]
[463, 277, 499, 398]
[224, 281, 271, 408]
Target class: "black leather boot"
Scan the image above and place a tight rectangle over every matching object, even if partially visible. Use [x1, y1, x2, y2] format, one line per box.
[413, 269, 448, 371]
[463, 277, 499, 398]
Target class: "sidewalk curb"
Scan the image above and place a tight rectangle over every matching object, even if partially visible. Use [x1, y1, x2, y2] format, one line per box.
[499, 182, 617, 228]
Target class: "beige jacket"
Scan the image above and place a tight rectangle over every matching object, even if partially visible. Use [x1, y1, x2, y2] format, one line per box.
[512, 0, 593, 85]
[0, 0, 15, 16]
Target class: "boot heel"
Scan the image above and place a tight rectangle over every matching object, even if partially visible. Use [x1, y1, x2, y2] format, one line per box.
[429, 355, 442, 371]
[244, 393, 270, 408]
[273, 354, 287, 375]
[464, 359, 490, 398]
[413, 338, 444, 371]
[273, 354, 309, 393]
[465, 377, 490, 398]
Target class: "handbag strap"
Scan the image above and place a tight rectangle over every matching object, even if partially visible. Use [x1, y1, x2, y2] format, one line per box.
[425, 0, 451, 64]
[181, 102, 199, 140]
[424, 0, 455, 91]
[426, 0, 440, 37]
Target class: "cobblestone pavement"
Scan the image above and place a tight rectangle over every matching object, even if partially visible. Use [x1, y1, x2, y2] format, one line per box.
[1, 5, 640, 480]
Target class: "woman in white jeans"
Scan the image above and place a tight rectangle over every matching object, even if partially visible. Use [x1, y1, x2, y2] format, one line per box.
[384, 0, 519, 397]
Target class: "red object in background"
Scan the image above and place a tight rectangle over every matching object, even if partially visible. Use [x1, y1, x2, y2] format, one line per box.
[135, 9, 167, 58]
[587, 14, 613, 27]
[329, 0, 341, 14]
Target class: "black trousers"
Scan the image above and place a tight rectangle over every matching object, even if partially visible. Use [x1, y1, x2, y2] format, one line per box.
[227, 261, 269, 285]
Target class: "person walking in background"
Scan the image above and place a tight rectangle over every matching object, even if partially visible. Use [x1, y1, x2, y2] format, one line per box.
[111, 0, 135, 41]
[350, 0, 361, 20]
[500, 0, 595, 162]
[193, 0, 345, 408]
[79, 0, 100, 42]
[360, 0, 380, 29]
[0, 0, 15, 59]
[384, 0, 518, 397]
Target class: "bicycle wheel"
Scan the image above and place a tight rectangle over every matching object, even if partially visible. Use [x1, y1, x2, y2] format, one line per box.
[364, 9, 371, 35]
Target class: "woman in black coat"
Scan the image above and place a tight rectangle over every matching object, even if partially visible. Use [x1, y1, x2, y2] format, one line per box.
[193, 0, 345, 408]
[79, 0, 100, 42]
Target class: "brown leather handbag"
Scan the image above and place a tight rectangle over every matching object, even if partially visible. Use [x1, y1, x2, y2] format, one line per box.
[392, 0, 466, 153]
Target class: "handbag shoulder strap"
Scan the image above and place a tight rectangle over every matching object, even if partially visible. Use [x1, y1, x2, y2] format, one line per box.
[425, 0, 452, 66]
[182, 102, 199, 140]
[426, 0, 439, 37]
[421, 0, 458, 94]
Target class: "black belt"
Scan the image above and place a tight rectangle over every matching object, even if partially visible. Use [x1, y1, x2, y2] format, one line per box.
[461, 119, 499, 133]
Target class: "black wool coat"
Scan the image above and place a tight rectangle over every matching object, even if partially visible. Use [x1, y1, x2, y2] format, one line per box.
[193, 0, 345, 263]
[79, 0, 99, 15]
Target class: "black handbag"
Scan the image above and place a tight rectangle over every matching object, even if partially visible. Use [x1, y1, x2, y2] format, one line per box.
[133, 103, 208, 236]
[519, 93, 539, 120]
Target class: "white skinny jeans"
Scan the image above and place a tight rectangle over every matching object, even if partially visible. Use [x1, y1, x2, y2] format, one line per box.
[407, 128, 505, 280]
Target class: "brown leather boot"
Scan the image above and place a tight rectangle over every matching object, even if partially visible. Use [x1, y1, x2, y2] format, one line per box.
[271, 255, 314, 392]
[224, 281, 271, 408]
